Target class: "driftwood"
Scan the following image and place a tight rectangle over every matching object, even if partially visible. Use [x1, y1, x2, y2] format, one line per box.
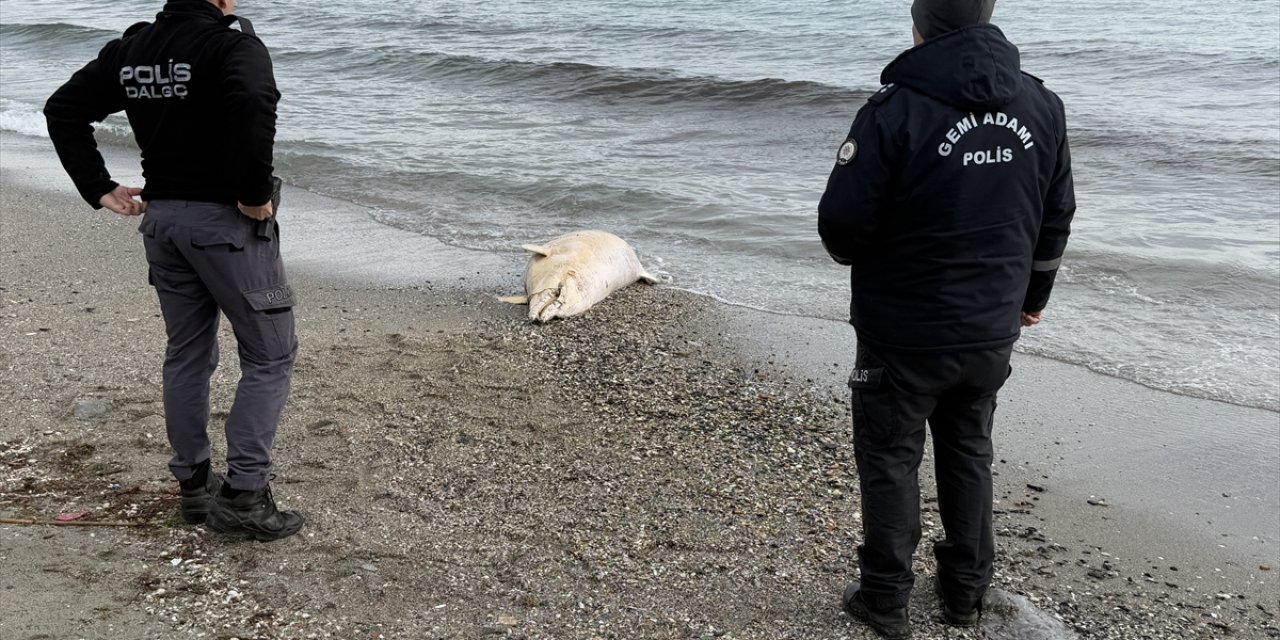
[0, 517, 146, 528]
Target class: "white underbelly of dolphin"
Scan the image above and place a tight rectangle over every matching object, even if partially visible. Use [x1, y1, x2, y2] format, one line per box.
[499, 230, 660, 322]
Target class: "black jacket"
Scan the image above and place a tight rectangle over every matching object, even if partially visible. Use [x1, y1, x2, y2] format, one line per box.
[44, 0, 279, 209]
[818, 24, 1075, 352]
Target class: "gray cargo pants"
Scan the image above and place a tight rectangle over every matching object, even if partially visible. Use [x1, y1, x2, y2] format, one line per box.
[139, 200, 297, 491]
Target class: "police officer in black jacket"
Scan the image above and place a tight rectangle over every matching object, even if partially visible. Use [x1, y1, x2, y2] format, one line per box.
[45, 0, 303, 541]
[818, 0, 1075, 636]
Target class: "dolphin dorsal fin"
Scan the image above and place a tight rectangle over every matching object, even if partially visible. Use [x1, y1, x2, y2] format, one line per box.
[521, 243, 554, 257]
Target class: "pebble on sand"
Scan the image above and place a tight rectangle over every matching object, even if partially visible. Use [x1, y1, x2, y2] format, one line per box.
[72, 397, 109, 420]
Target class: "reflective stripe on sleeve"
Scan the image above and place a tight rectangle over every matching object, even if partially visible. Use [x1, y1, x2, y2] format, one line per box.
[1032, 257, 1062, 271]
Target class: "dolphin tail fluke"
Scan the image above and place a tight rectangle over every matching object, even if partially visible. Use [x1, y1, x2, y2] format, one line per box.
[498, 295, 529, 305]
[521, 243, 554, 257]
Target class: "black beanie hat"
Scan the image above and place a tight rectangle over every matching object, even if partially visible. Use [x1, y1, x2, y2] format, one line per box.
[911, 0, 997, 39]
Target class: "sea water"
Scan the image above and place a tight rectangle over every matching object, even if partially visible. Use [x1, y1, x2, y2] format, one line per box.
[2, 0, 1277, 411]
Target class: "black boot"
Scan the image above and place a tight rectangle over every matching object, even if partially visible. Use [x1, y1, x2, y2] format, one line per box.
[205, 483, 304, 541]
[935, 578, 981, 627]
[843, 582, 912, 639]
[178, 460, 221, 524]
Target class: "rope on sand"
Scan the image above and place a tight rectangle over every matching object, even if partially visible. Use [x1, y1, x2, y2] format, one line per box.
[0, 517, 146, 528]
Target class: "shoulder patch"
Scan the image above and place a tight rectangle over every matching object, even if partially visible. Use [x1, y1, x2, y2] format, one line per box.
[867, 83, 900, 105]
[123, 21, 150, 38]
[1022, 71, 1045, 84]
[836, 139, 858, 166]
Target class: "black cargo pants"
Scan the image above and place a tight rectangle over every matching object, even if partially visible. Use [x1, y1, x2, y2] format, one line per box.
[140, 201, 297, 492]
[848, 340, 1013, 612]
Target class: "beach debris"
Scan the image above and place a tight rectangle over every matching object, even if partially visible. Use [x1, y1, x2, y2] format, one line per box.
[1086, 496, 1109, 507]
[307, 419, 340, 436]
[72, 397, 109, 420]
[499, 230, 661, 322]
[1027, 482, 1047, 492]
[54, 511, 90, 522]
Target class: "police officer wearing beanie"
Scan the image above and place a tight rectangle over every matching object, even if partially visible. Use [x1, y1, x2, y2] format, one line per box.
[818, 0, 1075, 636]
[45, 0, 304, 541]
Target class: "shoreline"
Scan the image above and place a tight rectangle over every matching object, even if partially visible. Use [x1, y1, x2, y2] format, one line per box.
[2, 137, 1278, 638]
[3, 130, 1275, 416]
[5, 128, 1278, 413]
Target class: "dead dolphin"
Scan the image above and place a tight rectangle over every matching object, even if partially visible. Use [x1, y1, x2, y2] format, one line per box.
[499, 230, 660, 322]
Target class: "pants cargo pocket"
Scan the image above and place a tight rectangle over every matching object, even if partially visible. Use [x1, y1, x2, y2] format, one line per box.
[242, 283, 297, 361]
[850, 367, 898, 450]
[190, 225, 247, 252]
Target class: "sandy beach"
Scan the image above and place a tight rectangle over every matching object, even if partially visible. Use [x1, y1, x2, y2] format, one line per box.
[1, 139, 1277, 639]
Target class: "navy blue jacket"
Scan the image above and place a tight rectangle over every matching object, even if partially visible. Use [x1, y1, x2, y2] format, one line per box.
[44, 0, 279, 209]
[818, 24, 1075, 352]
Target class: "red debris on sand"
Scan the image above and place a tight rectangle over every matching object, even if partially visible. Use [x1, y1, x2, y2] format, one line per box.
[54, 511, 90, 522]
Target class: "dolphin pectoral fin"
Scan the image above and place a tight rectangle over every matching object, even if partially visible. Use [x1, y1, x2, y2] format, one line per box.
[521, 244, 554, 257]
[638, 271, 662, 285]
[498, 295, 529, 305]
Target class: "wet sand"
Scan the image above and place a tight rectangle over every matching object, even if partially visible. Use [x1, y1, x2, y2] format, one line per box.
[1, 134, 1277, 639]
